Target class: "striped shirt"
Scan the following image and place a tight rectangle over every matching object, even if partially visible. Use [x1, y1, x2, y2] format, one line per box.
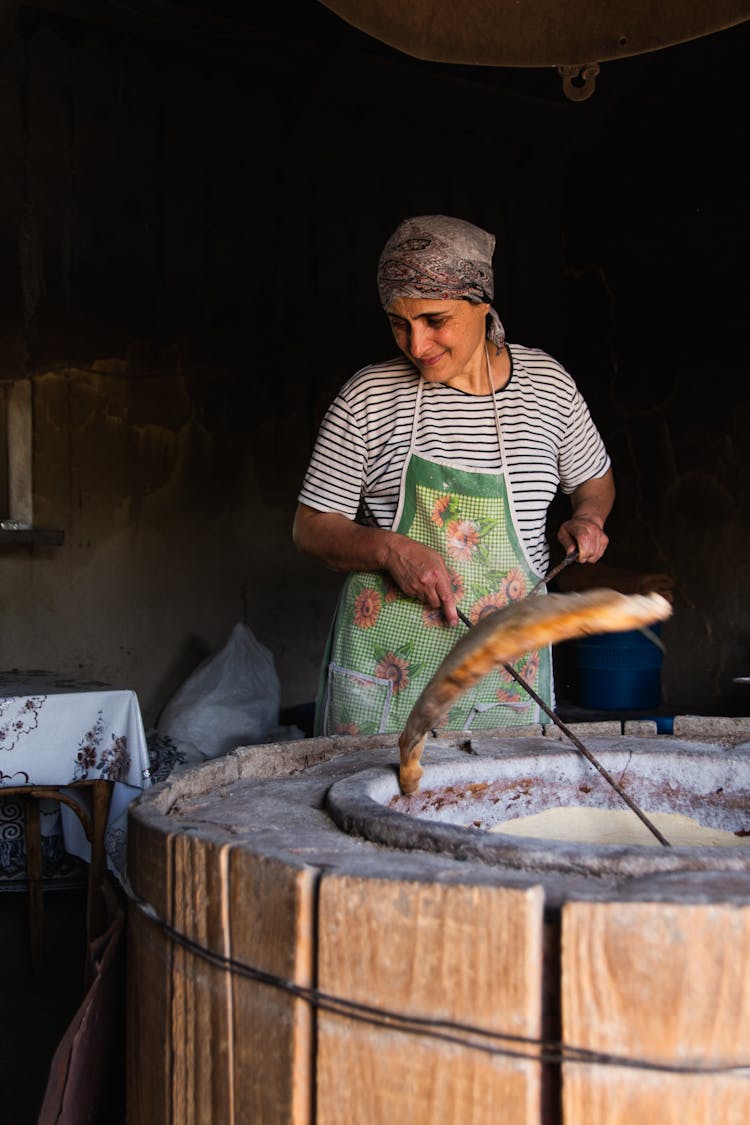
[298, 343, 611, 575]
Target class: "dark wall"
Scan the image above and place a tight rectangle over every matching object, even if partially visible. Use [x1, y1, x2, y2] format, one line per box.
[1, 4, 748, 721]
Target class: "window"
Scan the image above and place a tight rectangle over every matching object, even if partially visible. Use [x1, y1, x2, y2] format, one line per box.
[1, 379, 33, 527]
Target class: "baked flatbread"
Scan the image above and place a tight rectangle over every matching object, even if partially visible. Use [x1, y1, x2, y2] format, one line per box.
[398, 588, 673, 795]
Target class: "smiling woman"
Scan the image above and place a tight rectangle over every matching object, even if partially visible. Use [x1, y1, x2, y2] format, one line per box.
[293, 213, 616, 738]
[385, 299, 503, 392]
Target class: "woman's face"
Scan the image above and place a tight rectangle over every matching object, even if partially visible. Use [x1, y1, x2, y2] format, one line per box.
[385, 297, 490, 390]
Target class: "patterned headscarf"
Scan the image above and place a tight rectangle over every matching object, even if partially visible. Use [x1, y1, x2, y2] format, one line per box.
[377, 214, 505, 351]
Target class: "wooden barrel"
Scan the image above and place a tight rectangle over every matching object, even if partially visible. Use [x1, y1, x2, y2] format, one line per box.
[126, 721, 750, 1124]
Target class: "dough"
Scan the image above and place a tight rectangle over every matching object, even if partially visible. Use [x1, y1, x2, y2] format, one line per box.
[488, 806, 750, 847]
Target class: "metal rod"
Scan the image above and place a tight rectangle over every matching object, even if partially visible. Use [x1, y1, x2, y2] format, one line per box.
[455, 605, 671, 847]
[528, 550, 579, 597]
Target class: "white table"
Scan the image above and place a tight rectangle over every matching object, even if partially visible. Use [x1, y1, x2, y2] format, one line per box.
[0, 670, 152, 972]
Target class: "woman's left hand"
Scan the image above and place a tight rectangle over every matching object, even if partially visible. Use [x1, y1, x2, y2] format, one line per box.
[558, 514, 609, 563]
[558, 470, 615, 563]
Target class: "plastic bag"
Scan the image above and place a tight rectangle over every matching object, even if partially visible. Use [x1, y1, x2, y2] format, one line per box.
[156, 622, 282, 760]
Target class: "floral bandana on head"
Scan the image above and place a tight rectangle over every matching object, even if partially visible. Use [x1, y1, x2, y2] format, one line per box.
[377, 214, 506, 351]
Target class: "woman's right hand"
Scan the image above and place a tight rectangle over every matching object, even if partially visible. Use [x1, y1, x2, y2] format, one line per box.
[381, 535, 460, 626]
[293, 504, 459, 625]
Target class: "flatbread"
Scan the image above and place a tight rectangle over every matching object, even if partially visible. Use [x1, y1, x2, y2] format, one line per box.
[398, 588, 673, 795]
[488, 806, 750, 847]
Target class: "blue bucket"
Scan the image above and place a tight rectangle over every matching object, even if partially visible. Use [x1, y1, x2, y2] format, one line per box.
[574, 625, 663, 710]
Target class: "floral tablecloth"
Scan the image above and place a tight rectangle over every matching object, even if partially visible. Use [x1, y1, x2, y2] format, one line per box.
[0, 670, 153, 881]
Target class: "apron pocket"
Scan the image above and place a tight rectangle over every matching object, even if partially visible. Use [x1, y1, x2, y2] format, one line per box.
[457, 699, 534, 730]
[323, 662, 394, 735]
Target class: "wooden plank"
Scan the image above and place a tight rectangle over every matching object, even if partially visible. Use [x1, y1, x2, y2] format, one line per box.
[561, 900, 750, 1123]
[227, 847, 317, 1124]
[126, 803, 176, 925]
[127, 905, 175, 1124]
[126, 820, 176, 1125]
[7, 377, 32, 525]
[126, 799, 317, 1123]
[317, 875, 545, 1124]
[169, 832, 236, 1124]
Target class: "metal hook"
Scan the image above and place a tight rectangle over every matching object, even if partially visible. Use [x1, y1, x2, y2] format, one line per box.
[557, 62, 600, 102]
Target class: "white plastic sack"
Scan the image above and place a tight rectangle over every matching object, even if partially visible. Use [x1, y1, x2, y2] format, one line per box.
[156, 622, 281, 760]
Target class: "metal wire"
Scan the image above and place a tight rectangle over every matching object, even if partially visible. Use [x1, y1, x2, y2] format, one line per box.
[122, 877, 750, 1077]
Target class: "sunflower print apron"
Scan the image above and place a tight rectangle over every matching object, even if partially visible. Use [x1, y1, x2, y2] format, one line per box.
[315, 368, 553, 736]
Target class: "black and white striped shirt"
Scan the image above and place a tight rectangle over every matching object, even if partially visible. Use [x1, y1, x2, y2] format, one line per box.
[298, 343, 611, 574]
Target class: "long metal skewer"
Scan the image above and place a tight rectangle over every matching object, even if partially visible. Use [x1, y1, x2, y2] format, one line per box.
[528, 549, 580, 596]
[455, 596, 671, 847]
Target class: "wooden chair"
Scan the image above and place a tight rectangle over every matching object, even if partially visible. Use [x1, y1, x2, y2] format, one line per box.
[3, 779, 114, 986]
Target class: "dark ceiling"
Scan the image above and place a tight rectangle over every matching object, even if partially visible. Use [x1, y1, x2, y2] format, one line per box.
[10, 1, 746, 107]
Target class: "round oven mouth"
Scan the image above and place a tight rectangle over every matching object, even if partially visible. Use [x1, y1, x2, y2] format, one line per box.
[324, 739, 750, 877]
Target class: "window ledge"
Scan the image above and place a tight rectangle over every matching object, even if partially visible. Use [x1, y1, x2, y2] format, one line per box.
[0, 528, 65, 546]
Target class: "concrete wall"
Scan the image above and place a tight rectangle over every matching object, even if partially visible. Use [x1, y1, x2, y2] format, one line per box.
[0, 8, 748, 725]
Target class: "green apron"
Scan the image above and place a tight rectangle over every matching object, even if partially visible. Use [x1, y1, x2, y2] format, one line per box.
[314, 370, 553, 736]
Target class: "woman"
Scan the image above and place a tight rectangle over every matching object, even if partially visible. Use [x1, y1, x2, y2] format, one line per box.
[293, 214, 614, 736]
